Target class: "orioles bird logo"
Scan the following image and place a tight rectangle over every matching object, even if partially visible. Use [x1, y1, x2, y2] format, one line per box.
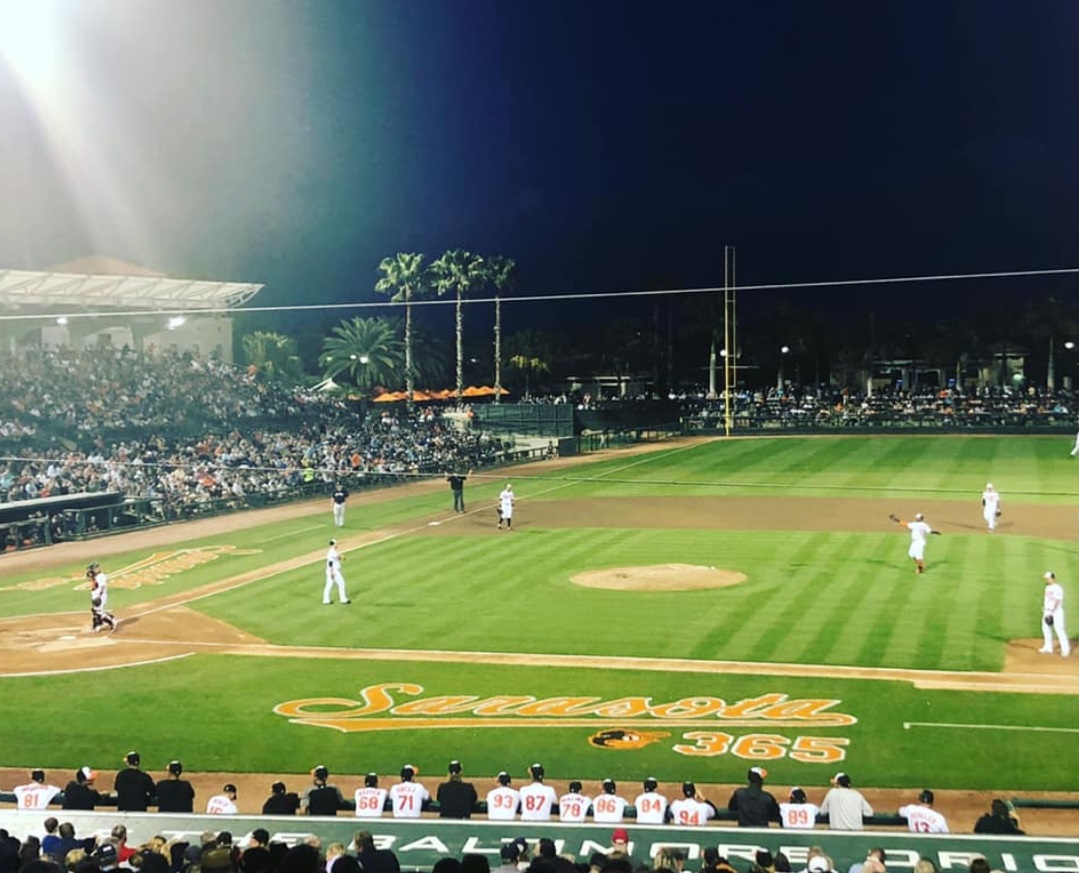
[589, 729, 670, 750]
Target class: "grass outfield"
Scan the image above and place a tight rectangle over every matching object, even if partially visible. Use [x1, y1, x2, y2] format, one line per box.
[2, 434, 1078, 791]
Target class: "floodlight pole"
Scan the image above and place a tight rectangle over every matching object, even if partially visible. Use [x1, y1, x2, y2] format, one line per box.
[723, 245, 736, 437]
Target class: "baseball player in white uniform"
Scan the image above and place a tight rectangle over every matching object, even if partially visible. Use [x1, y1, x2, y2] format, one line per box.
[518, 764, 557, 821]
[486, 772, 520, 821]
[354, 773, 388, 818]
[1071, 427, 1079, 457]
[86, 562, 118, 632]
[1040, 571, 1071, 657]
[890, 512, 937, 574]
[592, 779, 628, 823]
[981, 483, 1001, 532]
[669, 782, 716, 826]
[898, 789, 949, 833]
[205, 783, 238, 814]
[633, 777, 669, 824]
[497, 484, 515, 530]
[323, 540, 350, 605]
[557, 781, 591, 823]
[13, 770, 61, 810]
[779, 787, 820, 829]
[389, 765, 429, 818]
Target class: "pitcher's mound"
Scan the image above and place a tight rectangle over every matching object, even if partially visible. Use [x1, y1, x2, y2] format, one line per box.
[571, 564, 746, 591]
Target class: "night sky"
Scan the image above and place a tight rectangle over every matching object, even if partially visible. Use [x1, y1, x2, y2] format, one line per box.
[1, 0, 1078, 332]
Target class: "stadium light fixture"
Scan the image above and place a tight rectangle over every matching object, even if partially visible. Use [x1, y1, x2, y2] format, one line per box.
[166, 316, 186, 330]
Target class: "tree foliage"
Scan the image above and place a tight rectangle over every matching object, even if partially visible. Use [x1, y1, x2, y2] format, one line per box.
[318, 316, 403, 393]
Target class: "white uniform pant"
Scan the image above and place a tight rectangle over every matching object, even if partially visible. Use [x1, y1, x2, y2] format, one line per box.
[1043, 607, 1071, 655]
[324, 571, 349, 604]
[333, 503, 345, 527]
[983, 507, 996, 530]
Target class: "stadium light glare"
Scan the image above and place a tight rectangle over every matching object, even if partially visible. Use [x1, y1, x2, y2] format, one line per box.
[0, 0, 60, 83]
[166, 316, 187, 330]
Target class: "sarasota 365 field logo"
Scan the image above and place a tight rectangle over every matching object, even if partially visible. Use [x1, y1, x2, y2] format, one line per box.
[275, 682, 855, 763]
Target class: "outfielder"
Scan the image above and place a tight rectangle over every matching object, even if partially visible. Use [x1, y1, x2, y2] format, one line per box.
[331, 483, 348, 527]
[497, 483, 515, 530]
[981, 483, 1001, 532]
[1071, 427, 1079, 457]
[889, 512, 940, 574]
[323, 540, 350, 605]
[86, 562, 118, 632]
[1040, 571, 1071, 657]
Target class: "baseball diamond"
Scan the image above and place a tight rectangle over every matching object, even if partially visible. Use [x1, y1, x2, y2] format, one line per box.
[2, 435, 1079, 856]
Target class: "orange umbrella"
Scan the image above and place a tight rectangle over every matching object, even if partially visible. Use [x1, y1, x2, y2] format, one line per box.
[461, 386, 486, 397]
[411, 389, 433, 401]
[372, 391, 404, 402]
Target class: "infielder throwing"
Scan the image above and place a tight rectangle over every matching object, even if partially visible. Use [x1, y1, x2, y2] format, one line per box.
[323, 539, 350, 605]
[497, 483, 515, 530]
[981, 483, 1001, 532]
[86, 562, 118, 632]
[1040, 571, 1070, 657]
[889, 512, 940, 575]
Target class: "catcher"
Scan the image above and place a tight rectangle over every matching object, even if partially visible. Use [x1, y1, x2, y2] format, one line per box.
[888, 512, 941, 575]
[86, 562, 118, 633]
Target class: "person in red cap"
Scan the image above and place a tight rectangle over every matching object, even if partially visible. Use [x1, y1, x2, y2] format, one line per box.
[727, 766, 780, 827]
[609, 828, 631, 857]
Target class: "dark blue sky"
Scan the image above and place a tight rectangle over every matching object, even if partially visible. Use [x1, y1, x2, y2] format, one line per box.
[1, 0, 1077, 328]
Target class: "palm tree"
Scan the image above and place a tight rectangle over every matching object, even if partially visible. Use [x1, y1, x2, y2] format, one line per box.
[241, 331, 304, 382]
[318, 316, 404, 394]
[485, 255, 517, 403]
[508, 354, 550, 398]
[430, 248, 486, 400]
[374, 253, 427, 407]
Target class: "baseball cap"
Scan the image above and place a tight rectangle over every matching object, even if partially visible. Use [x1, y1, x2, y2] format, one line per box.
[94, 844, 118, 867]
[568, 780, 582, 792]
[1045, 571, 1056, 581]
[271, 780, 286, 794]
[497, 771, 511, 785]
[914, 512, 924, 520]
[790, 787, 807, 803]
[643, 777, 658, 792]
[313, 765, 329, 781]
[125, 751, 141, 766]
[329, 539, 337, 546]
[77, 766, 96, 782]
[168, 761, 183, 776]
[499, 844, 520, 862]
[919, 789, 935, 804]
[223, 784, 237, 794]
[808, 857, 831, 873]
[611, 829, 629, 844]
[529, 763, 544, 779]
[31, 769, 45, 782]
[602, 778, 616, 793]
[364, 773, 379, 788]
[448, 760, 462, 774]
[749, 766, 768, 780]
[681, 781, 695, 796]
[401, 764, 417, 779]
[831, 772, 851, 787]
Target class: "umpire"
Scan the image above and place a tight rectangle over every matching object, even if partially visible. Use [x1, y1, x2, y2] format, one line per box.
[436, 760, 478, 818]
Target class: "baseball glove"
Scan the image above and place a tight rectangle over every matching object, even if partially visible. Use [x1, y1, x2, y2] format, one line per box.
[91, 597, 102, 608]
[930, 530, 942, 536]
[1045, 614, 1055, 627]
[888, 513, 899, 523]
[996, 509, 1002, 517]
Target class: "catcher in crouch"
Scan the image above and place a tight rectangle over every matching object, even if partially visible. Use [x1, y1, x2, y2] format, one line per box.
[87, 561, 118, 632]
[889, 512, 941, 575]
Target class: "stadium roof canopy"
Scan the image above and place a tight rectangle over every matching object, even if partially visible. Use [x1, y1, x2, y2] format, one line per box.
[0, 256, 263, 313]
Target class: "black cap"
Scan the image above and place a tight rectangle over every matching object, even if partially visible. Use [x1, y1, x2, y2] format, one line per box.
[223, 784, 237, 794]
[920, 789, 935, 804]
[313, 765, 329, 781]
[602, 778, 616, 793]
[530, 763, 544, 780]
[497, 771, 511, 785]
[125, 751, 140, 766]
[271, 781, 286, 794]
[365, 773, 379, 788]
[31, 769, 45, 782]
[643, 777, 658, 792]
[568, 780, 582, 792]
[448, 760, 462, 774]
[400, 764, 416, 780]
[681, 781, 695, 797]
[500, 844, 520, 862]
[168, 761, 183, 776]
